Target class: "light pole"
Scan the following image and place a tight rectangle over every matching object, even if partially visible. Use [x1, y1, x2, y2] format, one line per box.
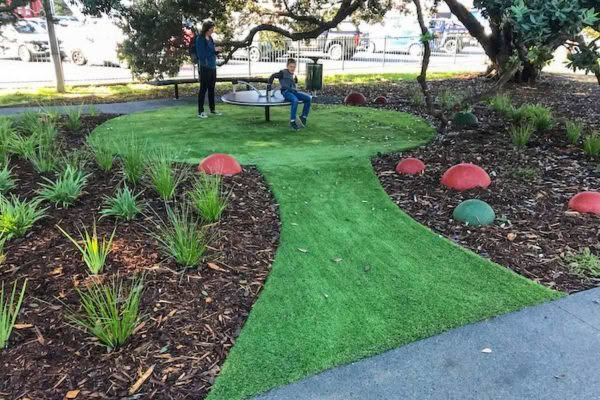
[42, 0, 65, 92]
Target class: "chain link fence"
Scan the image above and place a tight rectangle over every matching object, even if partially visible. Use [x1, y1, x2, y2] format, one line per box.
[0, 31, 489, 89]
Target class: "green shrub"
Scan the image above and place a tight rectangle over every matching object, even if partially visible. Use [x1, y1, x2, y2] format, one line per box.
[37, 165, 90, 208]
[0, 195, 47, 239]
[510, 123, 535, 150]
[0, 118, 14, 160]
[57, 221, 115, 275]
[146, 150, 188, 200]
[489, 93, 513, 115]
[188, 173, 230, 223]
[15, 111, 43, 135]
[409, 86, 425, 106]
[121, 136, 146, 185]
[67, 274, 144, 349]
[565, 121, 584, 145]
[27, 143, 59, 174]
[9, 133, 36, 159]
[65, 106, 83, 131]
[153, 203, 208, 268]
[0, 279, 27, 349]
[453, 111, 479, 128]
[566, 248, 600, 279]
[57, 149, 90, 173]
[87, 135, 114, 172]
[583, 134, 600, 159]
[438, 89, 463, 110]
[101, 185, 143, 221]
[87, 105, 100, 117]
[516, 104, 553, 132]
[0, 164, 16, 194]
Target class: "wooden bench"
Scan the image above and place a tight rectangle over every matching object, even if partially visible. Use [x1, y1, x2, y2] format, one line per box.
[151, 77, 270, 99]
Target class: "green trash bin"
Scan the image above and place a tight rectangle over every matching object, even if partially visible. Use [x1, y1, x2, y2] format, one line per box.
[306, 62, 323, 91]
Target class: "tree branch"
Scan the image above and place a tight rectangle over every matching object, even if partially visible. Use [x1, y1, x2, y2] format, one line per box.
[443, 0, 496, 59]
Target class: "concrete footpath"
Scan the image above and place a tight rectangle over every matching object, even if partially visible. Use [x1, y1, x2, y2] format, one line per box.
[254, 288, 600, 400]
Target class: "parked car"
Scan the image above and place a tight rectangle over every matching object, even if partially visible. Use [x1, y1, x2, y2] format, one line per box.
[428, 18, 473, 54]
[0, 19, 65, 62]
[285, 21, 369, 61]
[367, 24, 423, 56]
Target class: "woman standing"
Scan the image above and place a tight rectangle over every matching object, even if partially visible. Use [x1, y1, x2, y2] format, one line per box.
[196, 21, 222, 118]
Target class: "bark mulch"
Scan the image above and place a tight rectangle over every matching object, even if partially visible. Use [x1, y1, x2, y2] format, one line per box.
[370, 73, 600, 294]
[0, 115, 280, 399]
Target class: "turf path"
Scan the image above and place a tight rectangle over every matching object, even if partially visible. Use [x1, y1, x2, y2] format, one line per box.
[92, 104, 559, 399]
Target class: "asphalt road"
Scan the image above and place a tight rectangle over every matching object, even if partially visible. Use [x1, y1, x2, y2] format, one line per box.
[0, 49, 488, 89]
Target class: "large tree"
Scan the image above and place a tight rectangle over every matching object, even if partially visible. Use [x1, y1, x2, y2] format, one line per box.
[79, 0, 392, 79]
[440, 0, 599, 83]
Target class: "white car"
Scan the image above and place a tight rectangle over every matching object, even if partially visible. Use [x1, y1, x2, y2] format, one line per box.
[0, 20, 66, 62]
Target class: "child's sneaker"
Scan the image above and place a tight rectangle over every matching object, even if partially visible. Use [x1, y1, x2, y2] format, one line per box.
[289, 121, 300, 131]
[299, 116, 307, 127]
[198, 112, 208, 119]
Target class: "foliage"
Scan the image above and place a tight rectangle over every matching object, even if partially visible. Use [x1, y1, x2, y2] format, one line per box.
[14, 111, 44, 135]
[509, 167, 541, 181]
[152, 203, 208, 268]
[0, 164, 16, 194]
[121, 136, 146, 185]
[66, 275, 144, 349]
[37, 165, 90, 208]
[65, 106, 83, 131]
[57, 149, 91, 173]
[188, 173, 230, 223]
[510, 122, 535, 150]
[437, 89, 463, 110]
[101, 185, 143, 221]
[146, 149, 188, 201]
[0, 195, 47, 239]
[87, 135, 114, 172]
[583, 133, 600, 158]
[517, 104, 553, 132]
[565, 121, 584, 145]
[57, 221, 116, 275]
[566, 247, 600, 279]
[0, 236, 5, 265]
[489, 93, 513, 115]
[0, 279, 27, 349]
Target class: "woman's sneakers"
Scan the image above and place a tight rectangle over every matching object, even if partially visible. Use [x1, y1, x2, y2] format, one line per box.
[211, 111, 223, 116]
[290, 120, 300, 131]
[198, 111, 223, 119]
[198, 112, 208, 119]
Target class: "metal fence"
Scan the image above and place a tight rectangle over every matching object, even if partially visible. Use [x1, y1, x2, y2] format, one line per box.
[0, 36, 489, 89]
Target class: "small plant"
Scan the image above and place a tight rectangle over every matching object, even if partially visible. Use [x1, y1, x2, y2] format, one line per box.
[57, 221, 116, 275]
[517, 104, 553, 132]
[15, 111, 43, 135]
[566, 248, 600, 279]
[0, 164, 16, 194]
[66, 274, 144, 349]
[565, 121, 583, 145]
[65, 106, 83, 131]
[87, 105, 100, 117]
[188, 173, 230, 222]
[87, 135, 114, 172]
[146, 150, 188, 200]
[37, 165, 90, 208]
[0, 236, 5, 265]
[0, 279, 27, 349]
[510, 122, 535, 150]
[583, 134, 600, 159]
[437, 89, 463, 110]
[121, 136, 146, 185]
[0, 195, 47, 239]
[509, 167, 541, 181]
[153, 203, 208, 268]
[9, 133, 36, 159]
[57, 149, 90, 173]
[101, 185, 143, 221]
[27, 143, 59, 173]
[489, 93, 513, 115]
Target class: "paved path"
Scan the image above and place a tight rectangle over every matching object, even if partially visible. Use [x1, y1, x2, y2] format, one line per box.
[253, 287, 600, 400]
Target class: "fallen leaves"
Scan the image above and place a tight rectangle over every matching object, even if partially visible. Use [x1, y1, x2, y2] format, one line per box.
[207, 262, 227, 272]
[65, 390, 80, 399]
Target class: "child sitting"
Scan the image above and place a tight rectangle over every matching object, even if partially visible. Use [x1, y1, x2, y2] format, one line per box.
[268, 58, 312, 131]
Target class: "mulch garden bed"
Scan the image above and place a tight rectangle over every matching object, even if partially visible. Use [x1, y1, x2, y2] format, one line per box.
[1, 115, 280, 399]
[369, 73, 600, 294]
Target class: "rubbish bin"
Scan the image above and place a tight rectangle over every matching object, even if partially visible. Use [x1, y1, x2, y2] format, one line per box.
[306, 60, 323, 91]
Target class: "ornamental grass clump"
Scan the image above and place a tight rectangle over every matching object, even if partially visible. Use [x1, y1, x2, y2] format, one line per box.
[37, 165, 90, 208]
[100, 185, 143, 221]
[146, 149, 188, 201]
[188, 173, 230, 223]
[57, 221, 116, 275]
[0, 279, 27, 349]
[565, 121, 583, 145]
[0, 195, 46, 239]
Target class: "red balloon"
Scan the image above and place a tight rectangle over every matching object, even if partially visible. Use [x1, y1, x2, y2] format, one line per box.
[568, 192, 600, 215]
[344, 92, 368, 106]
[396, 158, 425, 175]
[198, 153, 242, 176]
[441, 163, 491, 191]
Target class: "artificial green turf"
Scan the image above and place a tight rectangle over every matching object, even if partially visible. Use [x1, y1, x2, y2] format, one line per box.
[92, 104, 560, 399]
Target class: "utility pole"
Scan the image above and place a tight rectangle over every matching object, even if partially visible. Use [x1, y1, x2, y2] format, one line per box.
[43, 0, 65, 92]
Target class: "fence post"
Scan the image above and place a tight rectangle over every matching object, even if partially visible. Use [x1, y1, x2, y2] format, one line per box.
[248, 46, 252, 77]
[43, 0, 65, 92]
[383, 36, 387, 67]
[342, 39, 346, 71]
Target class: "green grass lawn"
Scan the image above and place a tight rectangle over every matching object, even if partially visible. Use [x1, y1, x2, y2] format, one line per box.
[0, 72, 467, 108]
[91, 104, 560, 399]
